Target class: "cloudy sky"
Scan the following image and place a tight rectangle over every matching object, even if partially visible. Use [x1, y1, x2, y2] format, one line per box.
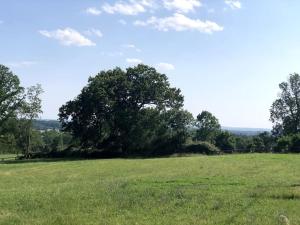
[1, 0, 300, 128]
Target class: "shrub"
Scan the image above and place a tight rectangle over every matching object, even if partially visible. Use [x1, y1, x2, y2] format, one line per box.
[274, 135, 292, 153]
[290, 134, 300, 153]
[184, 142, 221, 155]
[215, 131, 236, 153]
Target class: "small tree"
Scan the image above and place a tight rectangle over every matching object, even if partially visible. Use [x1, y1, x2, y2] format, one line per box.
[195, 111, 221, 143]
[20, 84, 43, 158]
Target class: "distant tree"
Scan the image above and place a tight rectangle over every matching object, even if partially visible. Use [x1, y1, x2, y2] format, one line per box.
[0, 118, 22, 154]
[0, 65, 24, 126]
[195, 111, 221, 143]
[164, 109, 194, 149]
[41, 130, 72, 153]
[235, 136, 252, 153]
[289, 134, 300, 153]
[258, 132, 274, 152]
[248, 136, 265, 153]
[20, 84, 43, 157]
[215, 131, 236, 152]
[270, 73, 300, 136]
[59, 64, 184, 153]
[274, 135, 292, 153]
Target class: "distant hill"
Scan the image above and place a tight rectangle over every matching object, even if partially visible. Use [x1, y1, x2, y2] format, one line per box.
[222, 127, 271, 136]
[33, 120, 61, 131]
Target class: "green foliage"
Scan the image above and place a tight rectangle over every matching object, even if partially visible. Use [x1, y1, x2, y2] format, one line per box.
[274, 133, 300, 153]
[0, 65, 24, 126]
[163, 109, 194, 149]
[195, 111, 221, 143]
[0, 118, 22, 154]
[235, 136, 253, 153]
[184, 141, 220, 155]
[248, 136, 265, 153]
[274, 135, 292, 153]
[19, 84, 44, 157]
[41, 130, 73, 153]
[21, 84, 44, 120]
[30, 130, 44, 153]
[59, 64, 187, 154]
[270, 73, 300, 136]
[229, 132, 274, 153]
[289, 133, 300, 153]
[215, 131, 236, 152]
[257, 132, 274, 152]
[0, 65, 46, 157]
[0, 117, 72, 155]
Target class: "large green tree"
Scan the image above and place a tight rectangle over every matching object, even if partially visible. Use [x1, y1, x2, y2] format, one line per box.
[59, 64, 185, 153]
[0, 65, 24, 127]
[270, 73, 300, 135]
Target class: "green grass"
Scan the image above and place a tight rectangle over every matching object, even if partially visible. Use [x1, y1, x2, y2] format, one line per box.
[1, 154, 300, 225]
[0, 154, 17, 161]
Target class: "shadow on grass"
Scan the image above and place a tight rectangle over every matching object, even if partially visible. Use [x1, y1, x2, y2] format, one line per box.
[0, 150, 247, 165]
[0, 157, 86, 164]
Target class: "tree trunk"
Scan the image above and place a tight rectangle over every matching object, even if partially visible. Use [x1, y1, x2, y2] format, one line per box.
[26, 120, 32, 159]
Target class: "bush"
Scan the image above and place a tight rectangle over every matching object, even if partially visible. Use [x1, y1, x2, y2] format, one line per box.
[274, 135, 293, 153]
[184, 142, 221, 155]
[290, 134, 300, 153]
[215, 131, 236, 153]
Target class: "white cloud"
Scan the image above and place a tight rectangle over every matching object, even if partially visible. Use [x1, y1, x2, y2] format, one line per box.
[85, 7, 102, 15]
[140, 0, 156, 8]
[85, 28, 103, 38]
[122, 44, 141, 52]
[163, 0, 201, 13]
[7, 61, 37, 68]
[156, 62, 175, 71]
[134, 13, 223, 33]
[39, 28, 96, 47]
[102, 0, 153, 15]
[102, 1, 146, 16]
[225, 0, 241, 9]
[119, 19, 127, 25]
[126, 58, 143, 64]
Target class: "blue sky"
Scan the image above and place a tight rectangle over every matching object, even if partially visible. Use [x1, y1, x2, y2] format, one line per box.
[1, 0, 299, 128]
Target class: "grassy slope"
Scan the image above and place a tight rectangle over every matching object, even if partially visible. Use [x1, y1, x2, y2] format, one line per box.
[0, 154, 299, 225]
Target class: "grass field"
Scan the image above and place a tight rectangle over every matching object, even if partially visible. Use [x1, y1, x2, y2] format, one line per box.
[0, 154, 17, 161]
[0, 154, 299, 225]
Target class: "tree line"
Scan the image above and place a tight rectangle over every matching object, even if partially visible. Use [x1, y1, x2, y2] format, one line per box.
[1, 64, 300, 158]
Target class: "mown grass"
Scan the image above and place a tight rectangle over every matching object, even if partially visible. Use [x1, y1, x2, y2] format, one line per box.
[0, 154, 300, 225]
[0, 154, 17, 161]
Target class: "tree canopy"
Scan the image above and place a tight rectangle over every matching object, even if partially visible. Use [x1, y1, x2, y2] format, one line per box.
[270, 73, 300, 135]
[195, 111, 221, 143]
[0, 65, 24, 127]
[59, 64, 187, 154]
